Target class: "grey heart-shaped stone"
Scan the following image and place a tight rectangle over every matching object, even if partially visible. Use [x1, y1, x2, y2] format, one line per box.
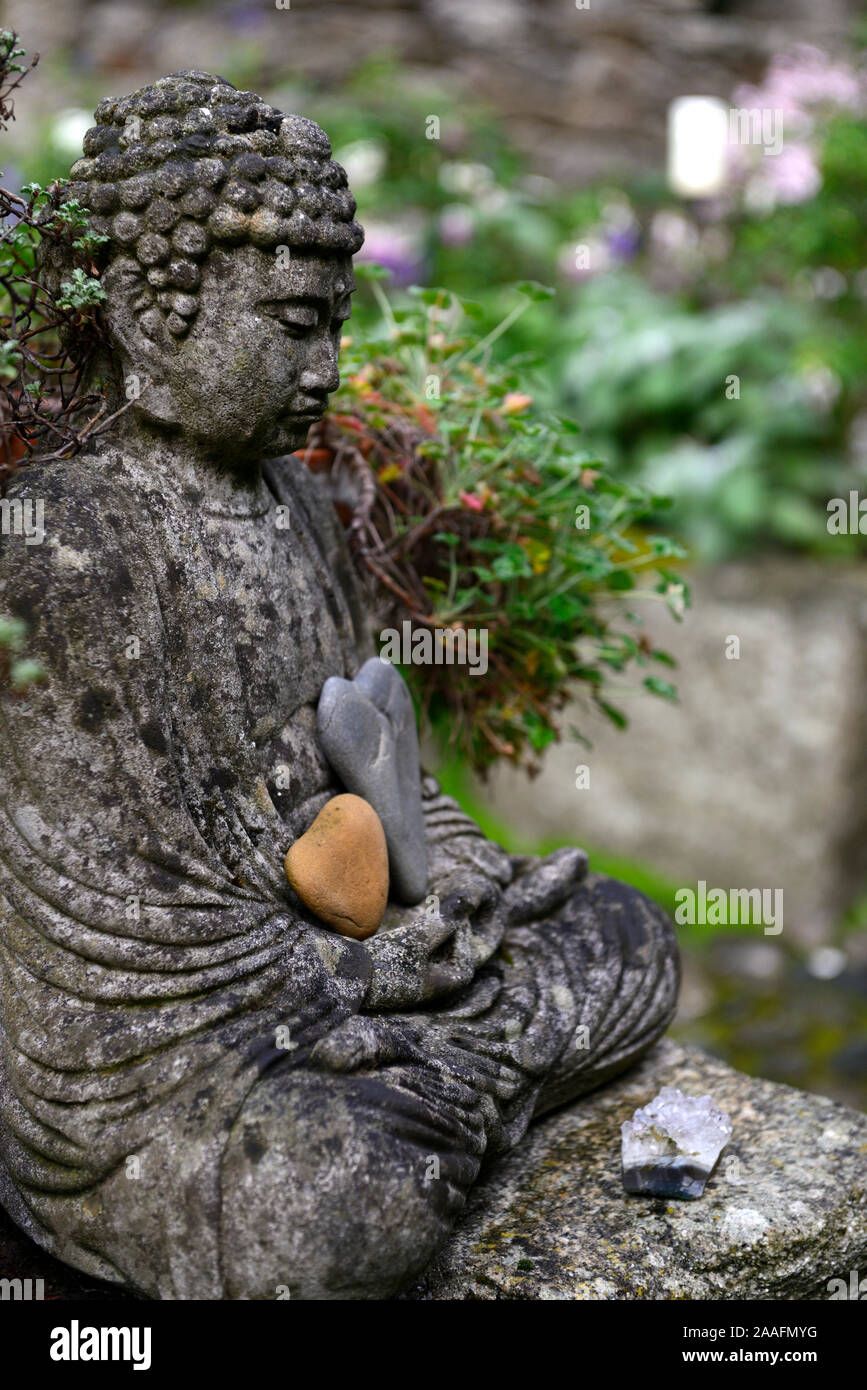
[317, 657, 428, 904]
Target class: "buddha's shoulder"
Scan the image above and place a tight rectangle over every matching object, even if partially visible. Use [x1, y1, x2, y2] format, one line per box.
[6, 449, 136, 514]
[0, 451, 144, 591]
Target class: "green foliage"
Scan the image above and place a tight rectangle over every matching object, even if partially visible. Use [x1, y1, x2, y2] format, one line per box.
[0, 337, 21, 381]
[56, 267, 107, 310]
[730, 114, 867, 286]
[557, 270, 861, 559]
[1, 176, 116, 474]
[317, 279, 686, 774]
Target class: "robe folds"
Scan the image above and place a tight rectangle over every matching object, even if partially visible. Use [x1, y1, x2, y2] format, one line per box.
[0, 446, 678, 1297]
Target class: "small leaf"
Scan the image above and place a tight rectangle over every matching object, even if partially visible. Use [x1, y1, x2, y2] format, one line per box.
[643, 676, 678, 701]
[354, 262, 391, 280]
[646, 534, 689, 559]
[607, 569, 635, 591]
[516, 280, 555, 302]
[598, 700, 628, 730]
[409, 285, 449, 304]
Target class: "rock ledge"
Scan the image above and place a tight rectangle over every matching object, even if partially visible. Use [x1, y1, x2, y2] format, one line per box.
[407, 1040, 867, 1300]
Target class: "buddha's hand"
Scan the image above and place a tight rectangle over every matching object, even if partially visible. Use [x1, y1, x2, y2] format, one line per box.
[501, 846, 590, 925]
[309, 1013, 468, 1076]
[360, 866, 506, 1011]
[311, 859, 589, 1073]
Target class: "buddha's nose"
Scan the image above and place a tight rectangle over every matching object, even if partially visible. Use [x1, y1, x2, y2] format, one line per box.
[299, 333, 340, 396]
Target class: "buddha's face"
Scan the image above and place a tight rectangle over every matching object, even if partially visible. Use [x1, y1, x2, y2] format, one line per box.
[110, 245, 355, 462]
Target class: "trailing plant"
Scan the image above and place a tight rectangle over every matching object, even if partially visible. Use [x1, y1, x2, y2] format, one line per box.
[0, 31, 123, 492]
[301, 274, 688, 775]
[0, 31, 109, 694]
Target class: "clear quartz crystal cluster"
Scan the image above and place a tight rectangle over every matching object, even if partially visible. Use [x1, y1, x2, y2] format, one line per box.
[621, 1085, 732, 1200]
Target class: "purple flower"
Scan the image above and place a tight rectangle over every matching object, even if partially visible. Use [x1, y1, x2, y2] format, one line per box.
[356, 222, 427, 287]
[606, 226, 641, 261]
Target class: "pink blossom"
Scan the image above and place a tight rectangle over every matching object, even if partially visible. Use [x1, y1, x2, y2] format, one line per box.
[768, 142, 822, 204]
[734, 45, 865, 131]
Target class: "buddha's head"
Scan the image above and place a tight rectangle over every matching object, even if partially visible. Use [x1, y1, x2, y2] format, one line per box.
[44, 71, 364, 462]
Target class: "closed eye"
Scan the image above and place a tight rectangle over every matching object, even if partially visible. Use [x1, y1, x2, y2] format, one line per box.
[277, 319, 314, 339]
[273, 314, 317, 339]
[259, 296, 353, 337]
[260, 300, 318, 336]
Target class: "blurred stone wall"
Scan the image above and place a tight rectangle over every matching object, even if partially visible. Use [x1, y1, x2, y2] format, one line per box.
[5, 0, 861, 182]
[477, 561, 867, 945]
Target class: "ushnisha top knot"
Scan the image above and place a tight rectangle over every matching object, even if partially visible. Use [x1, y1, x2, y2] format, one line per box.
[52, 71, 364, 339]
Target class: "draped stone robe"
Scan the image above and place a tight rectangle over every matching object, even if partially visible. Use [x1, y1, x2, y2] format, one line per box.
[0, 446, 678, 1298]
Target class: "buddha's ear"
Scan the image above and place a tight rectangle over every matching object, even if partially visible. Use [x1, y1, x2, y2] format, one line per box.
[100, 256, 180, 424]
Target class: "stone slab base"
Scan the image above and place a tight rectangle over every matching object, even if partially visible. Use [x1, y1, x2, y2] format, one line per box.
[407, 1039, 867, 1300]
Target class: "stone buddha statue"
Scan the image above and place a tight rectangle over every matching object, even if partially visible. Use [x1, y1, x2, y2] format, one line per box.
[0, 72, 678, 1299]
